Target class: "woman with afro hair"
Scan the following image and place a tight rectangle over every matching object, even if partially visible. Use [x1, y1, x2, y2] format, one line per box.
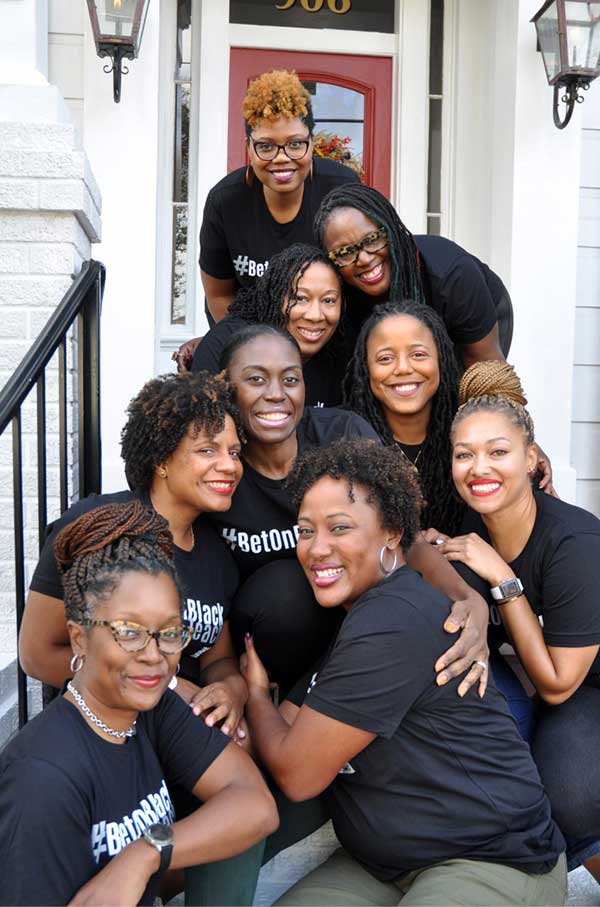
[174, 69, 358, 367]
[192, 242, 353, 407]
[19, 371, 250, 744]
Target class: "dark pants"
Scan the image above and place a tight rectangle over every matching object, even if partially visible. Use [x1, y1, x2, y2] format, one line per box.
[230, 559, 343, 696]
[184, 787, 329, 906]
[491, 654, 600, 870]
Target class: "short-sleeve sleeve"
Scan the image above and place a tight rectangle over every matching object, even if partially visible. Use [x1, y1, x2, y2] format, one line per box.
[0, 757, 95, 905]
[438, 255, 498, 345]
[149, 690, 230, 792]
[29, 499, 92, 599]
[199, 190, 236, 281]
[539, 533, 600, 648]
[191, 317, 242, 374]
[306, 602, 435, 739]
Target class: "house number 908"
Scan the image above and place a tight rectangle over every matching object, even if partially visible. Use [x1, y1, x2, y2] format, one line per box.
[275, 0, 352, 13]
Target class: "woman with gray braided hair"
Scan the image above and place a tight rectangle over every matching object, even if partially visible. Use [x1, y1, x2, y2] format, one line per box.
[19, 370, 249, 743]
[0, 501, 277, 906]
[440, 361, 600, 882]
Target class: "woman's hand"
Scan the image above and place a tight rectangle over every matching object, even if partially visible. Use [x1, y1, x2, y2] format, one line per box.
[441, 533, 514, 587]
[435, 585, 490, 698]
[240, 634, 271, 698]
[189, 680, 247, 738]
[535, 443, 558, 497]
[69, 840, 157, 905]
[171, 337, 202, 373]
[418, 527, 450, 545]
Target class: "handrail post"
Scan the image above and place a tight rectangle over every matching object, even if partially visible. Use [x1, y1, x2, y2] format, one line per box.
[77, 266, 103, 499]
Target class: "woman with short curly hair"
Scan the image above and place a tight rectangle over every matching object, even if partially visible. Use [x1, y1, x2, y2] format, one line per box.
[174, 69, 359, 368]
[20, 371, 249, 743]
[241, 440, 567, 907]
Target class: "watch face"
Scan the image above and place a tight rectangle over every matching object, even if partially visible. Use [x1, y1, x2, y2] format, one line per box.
[502, 579, 522, 598]
[148, 823, 173, 845]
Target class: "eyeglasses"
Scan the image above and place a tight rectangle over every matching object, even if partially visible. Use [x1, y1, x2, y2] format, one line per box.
[82, 619, 193, 654]
[250, 138, 311, 162]
[327, 227, 388, 268]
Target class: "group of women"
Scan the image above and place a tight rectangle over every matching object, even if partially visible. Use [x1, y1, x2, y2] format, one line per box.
[2, 68, 599, 907]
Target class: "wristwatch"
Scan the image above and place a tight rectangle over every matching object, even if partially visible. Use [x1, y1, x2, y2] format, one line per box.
[490, 577, 524, 604]
[143, 823, 174, 874]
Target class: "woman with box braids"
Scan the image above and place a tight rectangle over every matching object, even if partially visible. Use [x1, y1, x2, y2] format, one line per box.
[1, 498, 276, 906]
[344, 301, 462, 535]
[443, 360, 600, 882]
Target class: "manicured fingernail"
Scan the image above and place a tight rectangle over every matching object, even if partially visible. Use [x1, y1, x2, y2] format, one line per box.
[222, 726, 230, 735]
[237, 728, 246, 738]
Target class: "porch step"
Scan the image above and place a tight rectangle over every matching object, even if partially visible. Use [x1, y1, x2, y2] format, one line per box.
[0, 657, 42, 749]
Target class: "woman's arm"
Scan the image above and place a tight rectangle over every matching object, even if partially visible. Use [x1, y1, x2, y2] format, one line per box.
[407, 540, 489, 696]
[201, 271, 238, 323]
[242, 637, 374, 802]
[460, 324, 504, 369]
[70, 743, 278, 907]
[442, 532, 599, 704]
[19, 591, 71, 686]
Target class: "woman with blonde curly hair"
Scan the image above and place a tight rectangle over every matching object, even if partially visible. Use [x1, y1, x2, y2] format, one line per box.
[175, 69, 358, 368]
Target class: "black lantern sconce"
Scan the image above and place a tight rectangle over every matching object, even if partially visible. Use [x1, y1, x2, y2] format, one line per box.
[87, 0, 150, 103]
[532, 1, 600, 128]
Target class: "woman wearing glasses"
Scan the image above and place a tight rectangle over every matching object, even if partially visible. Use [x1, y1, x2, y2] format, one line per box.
[174, 69, 358, 369]
[1, 501, 277, 906]
[315, 182, 513, 368]
[19, 371, 249, 742]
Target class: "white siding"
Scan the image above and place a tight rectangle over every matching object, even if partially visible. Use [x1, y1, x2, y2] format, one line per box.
[47, 0, 84, 140]
[572, 88, 600, 516]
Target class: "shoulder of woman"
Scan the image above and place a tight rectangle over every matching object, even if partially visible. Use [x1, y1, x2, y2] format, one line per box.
[312, 157, 360, 187]
[45, 490, 137, 540]
[532, 491, 600, 551]
[206, 167, 251, 204]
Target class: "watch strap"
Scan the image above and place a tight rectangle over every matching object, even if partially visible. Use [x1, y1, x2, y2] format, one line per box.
[490, 577, 524, 604]
[157, 842, 173, 875]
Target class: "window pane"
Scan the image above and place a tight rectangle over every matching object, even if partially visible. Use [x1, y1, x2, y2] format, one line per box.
[429, 0, 444, 95]
[427, 98, 442, 214]
[173, 83, 190, 203]
[305, 81, 365, 178]
[427, 215, 441, 236]
[171, 205, 188, 325]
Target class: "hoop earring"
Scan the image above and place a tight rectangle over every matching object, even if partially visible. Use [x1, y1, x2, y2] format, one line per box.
[176, 663, 180, 676]
[245, 165, 255, 188]
[379, 545, 397, 577]
[70, 653, 84, 674]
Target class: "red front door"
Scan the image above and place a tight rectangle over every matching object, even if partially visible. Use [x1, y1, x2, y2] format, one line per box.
[229, 47, 393, 197]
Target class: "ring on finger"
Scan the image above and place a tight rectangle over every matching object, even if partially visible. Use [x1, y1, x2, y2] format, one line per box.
[474, 659, 488, 671]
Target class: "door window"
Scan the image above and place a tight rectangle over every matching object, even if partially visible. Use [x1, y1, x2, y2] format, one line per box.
[305, 81, 365, 178]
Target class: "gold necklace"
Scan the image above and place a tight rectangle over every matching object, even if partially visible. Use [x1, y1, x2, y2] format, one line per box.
[394, 440, 423, 472]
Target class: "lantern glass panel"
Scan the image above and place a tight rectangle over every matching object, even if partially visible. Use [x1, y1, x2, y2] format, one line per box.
[565, 1, 598, 69]
[96, 0, 138, 38]
[535, 1, 562, 81]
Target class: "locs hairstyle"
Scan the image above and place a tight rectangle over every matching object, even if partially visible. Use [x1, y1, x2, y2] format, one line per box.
[243, 69, 315, 137]
[314, 183, 425, 305]
[288, 439, 423, 554]
[121, 371, 244, 493]
[343, 300, 462, 535]
[54, 501, 181, 623]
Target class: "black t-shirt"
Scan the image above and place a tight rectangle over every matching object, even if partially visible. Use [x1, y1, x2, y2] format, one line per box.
[0, 690, 228, 906]
[29, 490, 239, 683]
[199, 158, 358, 287]
[346, 234, 508, 349]
[192, 314, 354, 408]
[287, 566, 564, 880]
[459, 492, 600, 674]
[210, 408, 379, 579]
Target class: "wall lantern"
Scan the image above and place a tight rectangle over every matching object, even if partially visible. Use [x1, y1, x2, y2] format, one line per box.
[532, 1, 600, 128]
[86, 0, 150, 103]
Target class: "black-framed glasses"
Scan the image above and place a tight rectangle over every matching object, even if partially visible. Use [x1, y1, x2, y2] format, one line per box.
[250, 138, 311, 162]
[82, 619, 193, 654]
[327, 227, 389, 268]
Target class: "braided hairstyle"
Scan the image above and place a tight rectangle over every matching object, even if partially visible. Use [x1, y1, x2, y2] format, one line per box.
[344, 301, 461, 534]
[314, 183, 425, 305]
[287, 439, 423, 554]
[229, 243, 343, 346]
[121, 371, 244, 492]
[55, 501, 181, 623]
[452, 361, 535, 445]
[243, 70, 315, 136]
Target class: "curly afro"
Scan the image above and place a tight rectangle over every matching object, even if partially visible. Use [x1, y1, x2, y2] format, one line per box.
[121, 371, 244, 493]
[287, 439, 423, 553]
[243, 70, 314, 135]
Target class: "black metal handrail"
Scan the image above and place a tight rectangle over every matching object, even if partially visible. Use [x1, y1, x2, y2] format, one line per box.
[0, 259, 105, 729]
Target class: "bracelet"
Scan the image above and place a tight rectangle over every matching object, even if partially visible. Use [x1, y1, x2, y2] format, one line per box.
[496, 592, 523, 606]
